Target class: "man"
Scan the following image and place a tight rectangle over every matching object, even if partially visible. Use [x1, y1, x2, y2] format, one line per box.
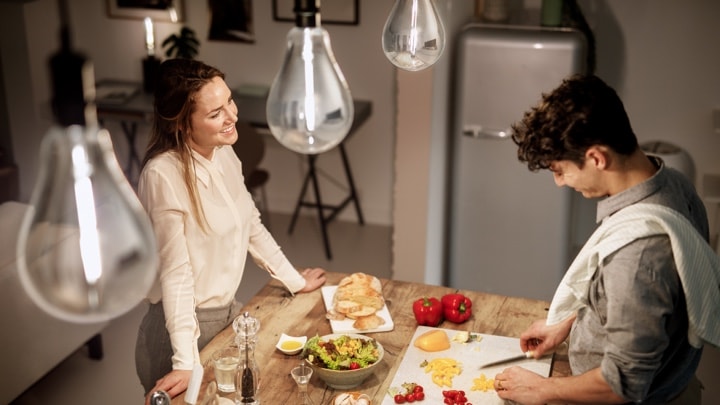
[494, 75, 720, 404]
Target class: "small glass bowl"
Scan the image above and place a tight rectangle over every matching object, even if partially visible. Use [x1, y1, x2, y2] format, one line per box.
[276, 333, 307, 355]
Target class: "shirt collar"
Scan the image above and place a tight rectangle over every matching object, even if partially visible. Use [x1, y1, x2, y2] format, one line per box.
[596, 156, 665, 222]
[190, 147, 226, 187]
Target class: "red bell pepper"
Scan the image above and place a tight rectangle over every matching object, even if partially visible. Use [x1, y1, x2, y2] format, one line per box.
[412, 297, 443, 326]
[441, 293, 472, 323]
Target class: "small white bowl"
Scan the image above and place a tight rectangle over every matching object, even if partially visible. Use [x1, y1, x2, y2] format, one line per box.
[276, 333, 307, 355]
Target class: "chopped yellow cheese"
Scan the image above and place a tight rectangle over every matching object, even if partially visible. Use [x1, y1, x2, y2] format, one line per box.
[452, 331, 470, 343]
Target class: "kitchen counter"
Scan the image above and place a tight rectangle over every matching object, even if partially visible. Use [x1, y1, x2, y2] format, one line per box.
[169, 272, 570, 404]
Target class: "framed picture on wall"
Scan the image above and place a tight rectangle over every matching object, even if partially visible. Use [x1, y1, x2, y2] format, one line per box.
[208, 0, 255, 43]
[107, 0, 185, 22]
[272, 0, 359, 25]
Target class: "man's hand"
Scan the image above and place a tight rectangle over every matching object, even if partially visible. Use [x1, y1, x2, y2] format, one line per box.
[144, 369, 192, 405]
[494, 366, 627, 405]
[520, 314, 575, 358]
[494, 366, 548, 405]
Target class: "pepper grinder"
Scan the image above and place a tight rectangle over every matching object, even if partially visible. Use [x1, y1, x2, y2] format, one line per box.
[233, 312, 261, 404]
[149, 390, 171, 405]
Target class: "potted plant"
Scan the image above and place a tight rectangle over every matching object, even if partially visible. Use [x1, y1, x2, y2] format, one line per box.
[162, 26, 200, 59]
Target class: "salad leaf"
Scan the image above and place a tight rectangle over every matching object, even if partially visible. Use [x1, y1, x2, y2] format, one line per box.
[302, 335, 380, 370]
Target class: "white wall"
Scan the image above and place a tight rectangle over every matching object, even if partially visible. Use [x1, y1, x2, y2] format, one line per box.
[392, 0, 474, 285]
[9, 0, 397, 226]
[5, 1, 719, 278]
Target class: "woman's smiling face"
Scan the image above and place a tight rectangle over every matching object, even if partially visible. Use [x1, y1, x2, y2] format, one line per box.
[187, 76, 238, 159]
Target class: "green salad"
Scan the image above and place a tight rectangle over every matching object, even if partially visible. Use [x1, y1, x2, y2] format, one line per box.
[302, 335, 380, 370]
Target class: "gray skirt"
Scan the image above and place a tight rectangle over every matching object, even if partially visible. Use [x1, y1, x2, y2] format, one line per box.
[135, 300, 243, 394]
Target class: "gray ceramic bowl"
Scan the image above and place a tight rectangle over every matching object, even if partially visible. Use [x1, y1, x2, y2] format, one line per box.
[304, 333, 384, 390]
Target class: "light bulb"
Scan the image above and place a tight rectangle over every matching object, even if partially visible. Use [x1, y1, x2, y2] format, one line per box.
[17, 124, 158, 323]
[16, 0, 158, 323]
[266, 1, 354, 155]
[382, 0, 446, 71]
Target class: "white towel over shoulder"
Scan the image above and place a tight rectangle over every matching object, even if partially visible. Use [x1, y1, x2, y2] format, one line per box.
[546, 203, 720, 349]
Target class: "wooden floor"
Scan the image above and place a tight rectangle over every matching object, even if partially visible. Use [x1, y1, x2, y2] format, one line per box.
[9, 213, 392, 405]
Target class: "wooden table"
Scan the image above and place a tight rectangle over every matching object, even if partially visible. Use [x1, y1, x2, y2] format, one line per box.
[170, 272, 570, 404]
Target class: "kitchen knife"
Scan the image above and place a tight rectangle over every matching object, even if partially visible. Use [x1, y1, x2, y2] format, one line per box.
[478, 351, 535, 368]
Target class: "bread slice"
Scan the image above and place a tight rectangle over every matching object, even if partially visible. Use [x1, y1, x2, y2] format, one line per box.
[331, 273, 386, 325]
[344, 305, 377, 319]
[334, 288, 384, 310]
[353, 314, 385, 330]
[325, 309, 346, 321]
[335, 300, 363, 315]
[337, 273, 382, 292]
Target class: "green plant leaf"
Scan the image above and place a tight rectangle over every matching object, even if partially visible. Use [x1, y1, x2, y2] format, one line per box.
[162, 26, 199, 59]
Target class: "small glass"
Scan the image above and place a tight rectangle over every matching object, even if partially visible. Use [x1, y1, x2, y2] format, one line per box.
[212, 346, 239, 393]
[290, 362, 315, 405]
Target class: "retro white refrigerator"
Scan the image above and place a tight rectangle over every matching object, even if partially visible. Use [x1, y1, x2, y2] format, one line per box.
[447, 24, 589, 301]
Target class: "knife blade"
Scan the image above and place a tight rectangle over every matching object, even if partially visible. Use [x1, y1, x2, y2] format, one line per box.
[478, 351, 535, 369]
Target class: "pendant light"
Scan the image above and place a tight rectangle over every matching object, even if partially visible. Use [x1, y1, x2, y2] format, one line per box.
[266, 0, 354, 155]
[382, 0, 446, 71]
[16, 0, 158, 323]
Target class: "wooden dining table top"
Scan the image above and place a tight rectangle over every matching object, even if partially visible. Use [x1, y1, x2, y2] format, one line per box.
[170, 271, 570, 405]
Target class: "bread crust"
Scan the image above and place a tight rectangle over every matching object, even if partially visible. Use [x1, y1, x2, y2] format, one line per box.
[331, 273, 385, 329]
[352, 314, 385, 330]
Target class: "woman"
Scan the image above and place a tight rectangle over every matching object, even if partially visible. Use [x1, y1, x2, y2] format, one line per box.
[134, 59, 326, 403]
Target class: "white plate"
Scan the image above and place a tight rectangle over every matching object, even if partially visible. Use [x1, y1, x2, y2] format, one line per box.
[321, 285, 394, 334]
[381, 326, 553, 405]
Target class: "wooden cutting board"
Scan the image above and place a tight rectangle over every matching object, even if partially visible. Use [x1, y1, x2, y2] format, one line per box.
[380, 326, 552, 405]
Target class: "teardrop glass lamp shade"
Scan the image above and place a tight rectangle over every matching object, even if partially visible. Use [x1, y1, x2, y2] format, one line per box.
[267, 26, 354, 155]
[16, 124, 158, 323]
[382, 0, 446, 71]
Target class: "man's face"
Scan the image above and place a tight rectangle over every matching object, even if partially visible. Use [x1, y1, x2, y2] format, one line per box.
[549, 159, 606, 199]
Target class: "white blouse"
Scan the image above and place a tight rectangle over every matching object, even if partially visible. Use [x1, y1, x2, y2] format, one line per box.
[137, 145, 305, 370]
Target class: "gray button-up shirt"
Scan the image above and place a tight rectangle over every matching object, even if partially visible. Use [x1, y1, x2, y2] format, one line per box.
[569, 157, 709, 403]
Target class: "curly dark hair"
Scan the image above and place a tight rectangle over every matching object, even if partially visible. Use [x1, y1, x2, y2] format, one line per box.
[511, 74, 638, 171]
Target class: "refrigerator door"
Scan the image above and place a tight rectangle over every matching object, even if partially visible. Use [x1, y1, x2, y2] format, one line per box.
[447, 24, 587, 301]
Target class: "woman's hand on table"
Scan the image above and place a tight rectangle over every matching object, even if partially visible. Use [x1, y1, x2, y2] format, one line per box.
[144, 369, 192, 405]
[298, 267, 327, 292]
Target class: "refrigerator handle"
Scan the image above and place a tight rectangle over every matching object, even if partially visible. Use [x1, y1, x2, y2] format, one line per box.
[462, 124, 513, 140]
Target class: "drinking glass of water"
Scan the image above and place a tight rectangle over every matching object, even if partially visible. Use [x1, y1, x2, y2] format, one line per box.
[212, 346, 239, 393]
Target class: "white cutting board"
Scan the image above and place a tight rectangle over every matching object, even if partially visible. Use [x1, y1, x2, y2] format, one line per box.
[321, 286, 394, 334]
[381, 326, 552, 405]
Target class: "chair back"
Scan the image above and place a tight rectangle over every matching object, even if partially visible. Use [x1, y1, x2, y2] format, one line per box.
[232, 120, 265, 179]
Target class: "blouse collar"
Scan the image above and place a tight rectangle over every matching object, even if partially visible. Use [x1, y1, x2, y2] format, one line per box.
[191, 147, 226, 187]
